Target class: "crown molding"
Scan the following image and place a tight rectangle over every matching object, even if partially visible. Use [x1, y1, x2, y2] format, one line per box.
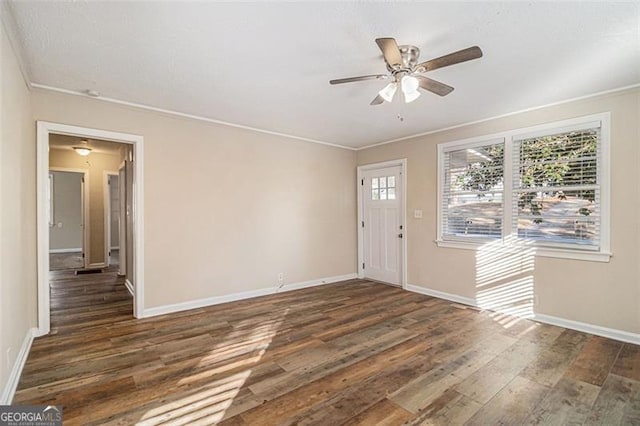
[356, 83, 640, 151]
[6, 1, 638, 153]
[30, 84, 357, 151]
[2, 2, 357, 152]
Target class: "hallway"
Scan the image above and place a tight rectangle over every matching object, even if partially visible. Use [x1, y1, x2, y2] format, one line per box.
[47, 265, 131, 335]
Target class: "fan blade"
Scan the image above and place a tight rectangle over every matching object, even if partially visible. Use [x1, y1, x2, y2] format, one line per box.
[415, 76, 454, 96]
[370, 94, 385, 105]
[375, 38, 403, 68]
[329, 74, 387, 85]
[416, 46, 483, 73]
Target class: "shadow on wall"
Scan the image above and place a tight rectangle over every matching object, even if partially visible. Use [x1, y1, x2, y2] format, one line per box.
[475, 235, 536, 326]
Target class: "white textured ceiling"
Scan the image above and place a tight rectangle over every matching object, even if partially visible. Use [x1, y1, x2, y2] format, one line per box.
[7, 2, 640, 148]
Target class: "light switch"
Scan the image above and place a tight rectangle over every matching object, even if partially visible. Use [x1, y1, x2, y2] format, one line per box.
[414, 209, 423, 219]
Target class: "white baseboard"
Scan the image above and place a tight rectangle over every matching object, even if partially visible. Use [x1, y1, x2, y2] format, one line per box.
[534, 313, 640, 346]
[124, 279, 134, 297]
[406, 283, 477, 307]
[0, 327, 37, 404]
[49, 248, 82, 254]
[110, 246, 120, 250]
[87, 262, 106, 269]
[277, 273, 357, 293]
[143, 273, 357, 318]
[406, 282, 640, 345]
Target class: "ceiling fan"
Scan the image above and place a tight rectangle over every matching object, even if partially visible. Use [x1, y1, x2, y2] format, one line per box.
[329, 38, 483, 105]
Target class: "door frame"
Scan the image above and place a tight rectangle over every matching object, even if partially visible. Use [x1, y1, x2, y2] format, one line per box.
[48, 167, 90, 269]
[103, 170, 119, 267]
[356, 159, 407, 289]
[117, 162, 126, 277]
[37, 121, 145, 335]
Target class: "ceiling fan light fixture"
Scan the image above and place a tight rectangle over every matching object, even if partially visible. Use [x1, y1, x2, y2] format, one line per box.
[404, 90, 421, 103]
[378, 82, 398, 103]
[329, 38, 483, 106]
[401, 75, 421, 103]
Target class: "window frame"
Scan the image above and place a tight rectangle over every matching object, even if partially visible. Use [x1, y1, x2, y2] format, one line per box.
[436, 112, 611, 262]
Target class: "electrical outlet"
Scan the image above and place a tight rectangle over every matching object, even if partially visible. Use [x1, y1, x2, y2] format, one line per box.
[414, 209, 423, 219]
[277, 272, 284, 287]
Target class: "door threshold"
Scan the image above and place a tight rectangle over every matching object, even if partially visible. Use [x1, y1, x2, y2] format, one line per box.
[365, 278, 402, 288]
[76, 268, 104, 275]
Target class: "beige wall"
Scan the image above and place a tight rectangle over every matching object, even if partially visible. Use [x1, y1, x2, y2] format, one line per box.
[0, 20, 36, 398]
[32, 89, 358, 308]
[358, 88, 640, 334]
[49, 146, 123, 265]
[49, 171, 83, 251]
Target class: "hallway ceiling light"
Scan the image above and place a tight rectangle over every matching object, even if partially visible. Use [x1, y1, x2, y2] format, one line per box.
[73, 146, 92, 156]
[74, 139, 92, 156]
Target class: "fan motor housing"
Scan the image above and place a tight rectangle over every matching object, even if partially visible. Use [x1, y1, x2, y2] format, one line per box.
[388, 45, 421, 73]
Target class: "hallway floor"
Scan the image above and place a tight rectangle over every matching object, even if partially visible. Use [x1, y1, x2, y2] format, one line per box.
[49, 252, 84, 271]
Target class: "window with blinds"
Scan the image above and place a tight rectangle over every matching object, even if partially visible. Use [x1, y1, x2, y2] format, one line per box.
[438, 113, 609, 259]
[442, 141, 505, 239]
[513, 126, 601, 249]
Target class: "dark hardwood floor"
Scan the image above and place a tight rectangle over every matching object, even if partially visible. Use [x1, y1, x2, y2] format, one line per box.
[14, 268, 640, 425]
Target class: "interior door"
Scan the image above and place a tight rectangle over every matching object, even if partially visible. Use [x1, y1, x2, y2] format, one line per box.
[109, 175, 120, 261]
[118, 164, 126, 276]
[362, 166, 403, 285]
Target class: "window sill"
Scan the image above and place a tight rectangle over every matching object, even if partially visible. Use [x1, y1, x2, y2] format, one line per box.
[434, 239, 612, 263]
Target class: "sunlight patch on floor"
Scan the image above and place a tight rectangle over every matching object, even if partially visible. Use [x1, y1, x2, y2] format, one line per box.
[137, 371, 252, 425]
[476, 236, 536, 323]
[139, 308, 289, 425]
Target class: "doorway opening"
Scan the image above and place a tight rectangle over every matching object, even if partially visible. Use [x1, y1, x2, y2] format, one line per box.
[37, 122, 145, 335]
[357, 159, 407, 288]
[48, 168, 88, 270]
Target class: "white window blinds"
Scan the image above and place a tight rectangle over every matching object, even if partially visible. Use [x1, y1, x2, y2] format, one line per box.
[512, 126, 601, 249]
[442, 140, 505, 239]
[438, 113, 609, 259]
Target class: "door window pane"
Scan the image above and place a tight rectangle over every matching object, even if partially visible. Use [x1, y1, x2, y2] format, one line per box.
[371, 174, 398, 201]
[388, 188, 396, 200]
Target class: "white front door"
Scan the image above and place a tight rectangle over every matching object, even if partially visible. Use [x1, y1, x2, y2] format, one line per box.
[362, 166, 403, 285]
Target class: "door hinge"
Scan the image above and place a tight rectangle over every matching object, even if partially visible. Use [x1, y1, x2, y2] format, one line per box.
[82, 252, 85, 258]
[362, 262, 365, 269]
[81, 177, 85, 183]
[361, 221, 364, 228]
[361, 179, 364, 186]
